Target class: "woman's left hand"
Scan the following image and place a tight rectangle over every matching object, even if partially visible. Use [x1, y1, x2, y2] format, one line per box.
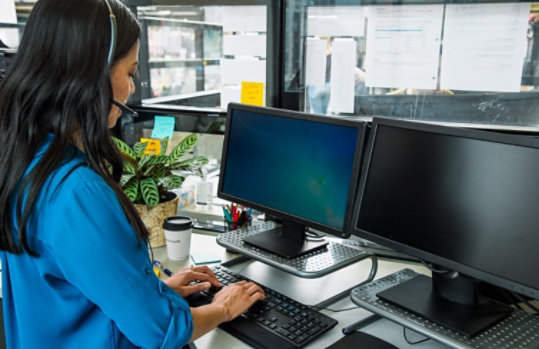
[163, 265, 222, 297]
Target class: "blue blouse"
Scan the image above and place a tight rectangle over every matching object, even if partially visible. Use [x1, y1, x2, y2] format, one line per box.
[1, 135, 193, 348]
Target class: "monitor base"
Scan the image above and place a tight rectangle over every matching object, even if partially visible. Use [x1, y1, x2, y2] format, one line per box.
[377, 274, 512, 338]
[351, 269, 539, 348]
[243, 226, 328, 259]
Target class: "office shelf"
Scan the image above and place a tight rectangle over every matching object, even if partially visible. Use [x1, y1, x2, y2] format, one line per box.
[217, 221, 373, 278]
[351, 269, 539, 349]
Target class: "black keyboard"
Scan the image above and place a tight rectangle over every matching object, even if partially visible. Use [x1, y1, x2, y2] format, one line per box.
[186, 265, 338, 348]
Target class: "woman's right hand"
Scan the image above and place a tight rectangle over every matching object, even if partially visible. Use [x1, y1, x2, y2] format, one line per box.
[211, 280, 265, 322]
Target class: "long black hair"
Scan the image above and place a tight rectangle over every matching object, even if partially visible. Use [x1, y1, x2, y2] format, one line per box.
[0, 0, 148, 255]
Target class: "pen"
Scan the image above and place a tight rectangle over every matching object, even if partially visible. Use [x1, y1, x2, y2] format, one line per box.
[222, 207, 233, 221]
[342, 314, 381, 335]
[152, 260, 173, 277]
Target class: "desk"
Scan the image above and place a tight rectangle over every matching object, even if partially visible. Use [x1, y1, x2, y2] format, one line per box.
[154, 231, 450, 349]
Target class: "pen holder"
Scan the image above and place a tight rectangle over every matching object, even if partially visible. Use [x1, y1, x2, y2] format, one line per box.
[224, 216, 252, 232]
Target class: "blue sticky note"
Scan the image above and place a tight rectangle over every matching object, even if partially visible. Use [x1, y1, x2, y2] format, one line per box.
[151, 116, 175, 140]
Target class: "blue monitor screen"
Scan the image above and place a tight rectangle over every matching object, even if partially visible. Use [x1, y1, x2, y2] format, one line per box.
[221, 107, 359, 230]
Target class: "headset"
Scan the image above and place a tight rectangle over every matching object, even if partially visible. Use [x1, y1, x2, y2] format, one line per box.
[104, 0, 138, 118]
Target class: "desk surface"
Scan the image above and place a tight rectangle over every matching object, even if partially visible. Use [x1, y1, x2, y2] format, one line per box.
[153, 231, 450, 349]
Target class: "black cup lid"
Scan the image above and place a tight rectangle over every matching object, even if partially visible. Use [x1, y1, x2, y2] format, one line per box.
[163, 216, 193, 231]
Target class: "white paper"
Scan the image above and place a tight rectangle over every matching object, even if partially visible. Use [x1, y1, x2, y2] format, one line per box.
[220, 85, 241, 110]
[220, 58, 266, 85]
[223, 34, 266, 58]
[0, 0, 18, 48]
[0, 0, 16, 22]
[307, 6, 365, 37]
[440, 3, 530, 92]
[305, 38, 327, 86]
[221, 6, 267, 33]
[364, 5, 444, 90]
[328, 39, 356, 114]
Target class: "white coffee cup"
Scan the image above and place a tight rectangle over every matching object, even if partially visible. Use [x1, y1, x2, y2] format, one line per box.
[163, 216, 193, 260]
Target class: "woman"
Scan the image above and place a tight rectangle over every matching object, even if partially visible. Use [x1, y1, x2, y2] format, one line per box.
[0, 0, 264, 347]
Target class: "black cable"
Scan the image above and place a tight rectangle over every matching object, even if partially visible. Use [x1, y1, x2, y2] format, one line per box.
[403, 327, 430, 345]
[319, 305, 360, 313]
[342, 314, 381, 335]
[305, 229, 326, 241]
[419, 259, 452, 274]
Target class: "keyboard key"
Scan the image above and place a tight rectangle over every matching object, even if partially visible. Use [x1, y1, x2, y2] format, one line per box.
[295, 335, 308, 344]
[276, 328, 290, 337]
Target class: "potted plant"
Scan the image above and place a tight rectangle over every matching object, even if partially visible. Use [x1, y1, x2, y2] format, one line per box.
[112, 135, 208, 247]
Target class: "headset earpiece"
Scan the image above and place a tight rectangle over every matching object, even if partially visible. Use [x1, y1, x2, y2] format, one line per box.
[104, 0, 138, 118]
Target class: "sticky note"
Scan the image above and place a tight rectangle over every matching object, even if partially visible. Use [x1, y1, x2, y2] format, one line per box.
[140, 138, 161, 155]
[151, 116, 175, 140]
[190, 250, 222, 265]
[240, 81, 264, 106]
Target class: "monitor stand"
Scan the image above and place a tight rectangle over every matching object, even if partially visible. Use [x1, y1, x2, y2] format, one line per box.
[377, 272, 513, 338]
[243, 219, 328, 259]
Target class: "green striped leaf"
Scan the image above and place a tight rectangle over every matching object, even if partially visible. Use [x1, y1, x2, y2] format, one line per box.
[137, 154, 152, 170]
[123, 177, 139, 202]
[145, 155, 169, 166]
[123, 161, 136, 174]
[120, 173, 136, 186]
[140, 177, 159, 206]
[150, 164, 167, 178]
[133, 142, 148, 158]
[141, 156, 169, 176]
[160, 175, 184, 189]
[111, 136, 135, 160]
[169, 134, 198, 163]
[170, 156, 209, 170]
[160, 137, 169, 156]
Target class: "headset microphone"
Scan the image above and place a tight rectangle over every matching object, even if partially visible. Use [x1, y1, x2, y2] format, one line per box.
[112, 99, 138, 118]
[104, 0, 138, 118]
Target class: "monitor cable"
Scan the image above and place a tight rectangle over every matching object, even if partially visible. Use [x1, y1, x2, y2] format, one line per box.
[305, 229, 326, 241]
[403, 327, 430, 345]
[317, 305, 360, 313]
[419, 259, 457, 277]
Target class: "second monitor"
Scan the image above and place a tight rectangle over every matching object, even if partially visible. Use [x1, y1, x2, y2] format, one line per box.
[218, 103, 366, 258]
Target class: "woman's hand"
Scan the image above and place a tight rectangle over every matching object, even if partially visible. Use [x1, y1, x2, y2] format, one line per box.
[211, 280, 266, 322]
[164, 265, 222, 297]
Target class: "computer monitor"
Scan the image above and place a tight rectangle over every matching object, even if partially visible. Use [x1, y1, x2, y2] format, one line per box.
[352, 117, 539, 337]
[218, 103, 366, 258]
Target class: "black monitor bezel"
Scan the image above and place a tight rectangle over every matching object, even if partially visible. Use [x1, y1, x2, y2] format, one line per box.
[351, 117, 539, 300]
[218, 102, 367, 239]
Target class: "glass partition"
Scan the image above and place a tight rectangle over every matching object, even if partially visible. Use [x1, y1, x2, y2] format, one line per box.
[126, 0, 281, 112]
[119, 0, 282, 187]
[284, 0, 539, 131]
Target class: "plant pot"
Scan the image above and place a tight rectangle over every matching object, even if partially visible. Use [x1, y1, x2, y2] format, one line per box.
[134, 192, 178, 248]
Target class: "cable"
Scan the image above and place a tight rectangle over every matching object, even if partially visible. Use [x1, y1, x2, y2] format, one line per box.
[419, 259, 452, 274]
[318, 305, 360, 313]
[403, 327, 430, 345]
[305, 229, 326, 241]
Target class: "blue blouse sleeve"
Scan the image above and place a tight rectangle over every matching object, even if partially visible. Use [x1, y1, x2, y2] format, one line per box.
[46, 176, 193, 348]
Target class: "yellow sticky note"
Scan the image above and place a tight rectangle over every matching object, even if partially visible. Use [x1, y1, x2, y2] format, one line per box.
[140, 138, 161, 156]
[241, 81, 264, 106]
